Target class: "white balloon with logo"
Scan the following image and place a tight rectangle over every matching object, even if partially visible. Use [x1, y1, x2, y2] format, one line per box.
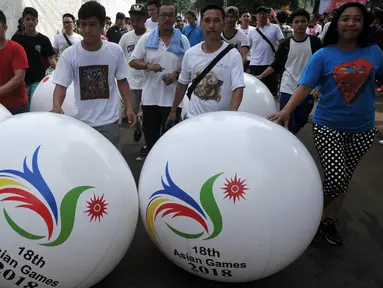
[31, 73, 78, 116]
[139, 111, 323, 283]
[238, 74, 278, 117]
[0, 104, 12, 122]
[0, 112, 138, 288]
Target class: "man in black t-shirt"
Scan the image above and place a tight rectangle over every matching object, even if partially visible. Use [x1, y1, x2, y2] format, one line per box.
[12, 7, 56, 104]
[106, 12, 128, 44]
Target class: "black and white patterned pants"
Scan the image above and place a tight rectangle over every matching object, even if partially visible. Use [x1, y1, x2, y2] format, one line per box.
[313, 124, 378, 198]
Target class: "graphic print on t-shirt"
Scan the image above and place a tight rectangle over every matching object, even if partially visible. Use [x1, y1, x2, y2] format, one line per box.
[332, 59, 373, 104]
[79, 65, 110, 101]
[194, 71, 223, 102]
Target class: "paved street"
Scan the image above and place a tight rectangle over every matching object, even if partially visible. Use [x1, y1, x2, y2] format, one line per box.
[94, 101, 383, 288]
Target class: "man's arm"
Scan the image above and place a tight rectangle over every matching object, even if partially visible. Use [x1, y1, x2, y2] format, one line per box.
[0, 70, 26, 96]
[43, 36, 57, 68]
[230, 87, 244, 111]
[0, 43, 28, 96]
[170, 83, 188, 115]
[51, 53, 73, 113]
[117, 79, 136, 127]
[230, 51, 245, 110]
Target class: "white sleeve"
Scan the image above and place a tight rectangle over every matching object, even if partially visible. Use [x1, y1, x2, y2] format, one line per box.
[52, 35, 59, 50]
[182, 35, 191, 52]
[275, 25, 284, 41]
[129, 34, 147, 63]
[178, 50, 192, 85]
[315, 25, 322, 35]
[230, 50, 245, 91]
[115, 46, 129, 80]
[52, 51, 73, 88]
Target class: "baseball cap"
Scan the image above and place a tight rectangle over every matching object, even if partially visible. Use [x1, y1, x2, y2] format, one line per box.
[224, 6, 239, 18]
[256, 6, 270, 13]
[116, 12, 126, 20]
[129, 4, 147, 16]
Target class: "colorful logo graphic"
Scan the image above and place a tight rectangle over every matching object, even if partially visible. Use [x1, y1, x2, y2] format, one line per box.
[146, 163, 248, 242]
[0, 146, 108, 247]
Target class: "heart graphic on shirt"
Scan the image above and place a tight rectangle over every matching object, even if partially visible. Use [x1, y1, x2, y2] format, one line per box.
[332, 59, 373, 104]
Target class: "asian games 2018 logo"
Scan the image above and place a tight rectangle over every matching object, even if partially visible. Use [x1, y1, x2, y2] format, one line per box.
[146, 163, 248, 242]
[0, 146, 108, 247]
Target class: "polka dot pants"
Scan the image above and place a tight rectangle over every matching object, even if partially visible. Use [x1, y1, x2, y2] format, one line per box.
[313, 124, 378, 198]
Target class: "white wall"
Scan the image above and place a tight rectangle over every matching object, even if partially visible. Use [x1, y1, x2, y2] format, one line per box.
[1, 0, 135, 40]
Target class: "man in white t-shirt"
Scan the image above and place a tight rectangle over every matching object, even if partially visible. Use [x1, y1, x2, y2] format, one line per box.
[221, 6, 250, 65]
[51, 1, 136, 151]
[248, 6, 284, 97]
[130, 1, 190, 152]
[145, 1, 160, 30]
[53, 13, 83, 60]
[167, 4, 244, 121]
[119, 3, 150, 155]
[238, 11, 255, 70]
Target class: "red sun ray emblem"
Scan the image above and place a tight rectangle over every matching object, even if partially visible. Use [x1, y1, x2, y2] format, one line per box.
[222, 174, 248, 204]
[84, 194, 108, 222]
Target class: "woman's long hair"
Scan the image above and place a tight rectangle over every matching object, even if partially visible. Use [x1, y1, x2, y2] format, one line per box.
[323, 2, 372, 47]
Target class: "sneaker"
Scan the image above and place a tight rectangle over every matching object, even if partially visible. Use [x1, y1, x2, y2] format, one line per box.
[377, 86, 383, 92]
[321, 218, 344, 246]
[310, 226, 324, 246]
[379, 140, 383, 146]
[140, 146, 149, 156]
[133, 117, 143, 142]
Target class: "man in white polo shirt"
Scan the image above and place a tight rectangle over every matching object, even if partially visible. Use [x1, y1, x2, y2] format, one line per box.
[129, 1, 190, 152]
[248, 6, 284, 97]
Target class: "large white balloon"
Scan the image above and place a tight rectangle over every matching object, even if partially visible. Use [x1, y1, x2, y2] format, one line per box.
[238, 74, 277, 117]
[0, 104, 12, 122]
[139, 111, 323, 283]
[0, 112, 138, 288]
[31, 73, 78, 116]
[31, 73, 124, 125]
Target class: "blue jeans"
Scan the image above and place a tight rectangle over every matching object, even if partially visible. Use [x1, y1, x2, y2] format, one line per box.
[280, 92, 314, 135]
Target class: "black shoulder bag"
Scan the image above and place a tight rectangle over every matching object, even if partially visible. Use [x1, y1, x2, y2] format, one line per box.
[256, 28, 275, 53]
[186, 44, 234, 99]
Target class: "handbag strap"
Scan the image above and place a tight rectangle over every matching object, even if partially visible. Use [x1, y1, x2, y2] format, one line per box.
[187, 44, 234, 99]
[186, 25, 197, 38]
[256, 28, 275, 53]
[63, 33, 72, 46]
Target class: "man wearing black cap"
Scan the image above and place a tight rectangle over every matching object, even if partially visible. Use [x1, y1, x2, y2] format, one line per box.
[248, 6, 284, 97]
[119, 3, 150, 156]
[106, 12, 128, 44]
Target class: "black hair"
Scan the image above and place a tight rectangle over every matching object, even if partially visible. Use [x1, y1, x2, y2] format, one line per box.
[78, 1, 106, 27]
[161, 0, 177, 14]
[0, 10, 6, 25]
[201, 4, 225, 20]
[22, 7, 38, 19]
[147, 0, 161, 8]
[276, 11, 287, 23]
[241, 10, 250, 17]
[323, 2, 371, 48]
[63, 13, 75, 22]
[185, 10, 197, 19]
[289, 9, 310, 23]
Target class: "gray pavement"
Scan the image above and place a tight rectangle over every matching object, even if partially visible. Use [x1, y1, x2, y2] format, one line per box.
[94, 118, 383, 288]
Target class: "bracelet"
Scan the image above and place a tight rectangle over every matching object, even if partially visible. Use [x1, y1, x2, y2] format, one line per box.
[145, 63, 150, 71]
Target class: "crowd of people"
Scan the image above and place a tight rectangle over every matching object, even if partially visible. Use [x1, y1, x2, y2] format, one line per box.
[0, 0, 382, 247]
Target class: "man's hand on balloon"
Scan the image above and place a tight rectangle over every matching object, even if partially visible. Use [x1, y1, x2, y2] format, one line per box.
[267, 110, 290, 129]
[50, 107, 64, 114]
[125, 108, 137, 128]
